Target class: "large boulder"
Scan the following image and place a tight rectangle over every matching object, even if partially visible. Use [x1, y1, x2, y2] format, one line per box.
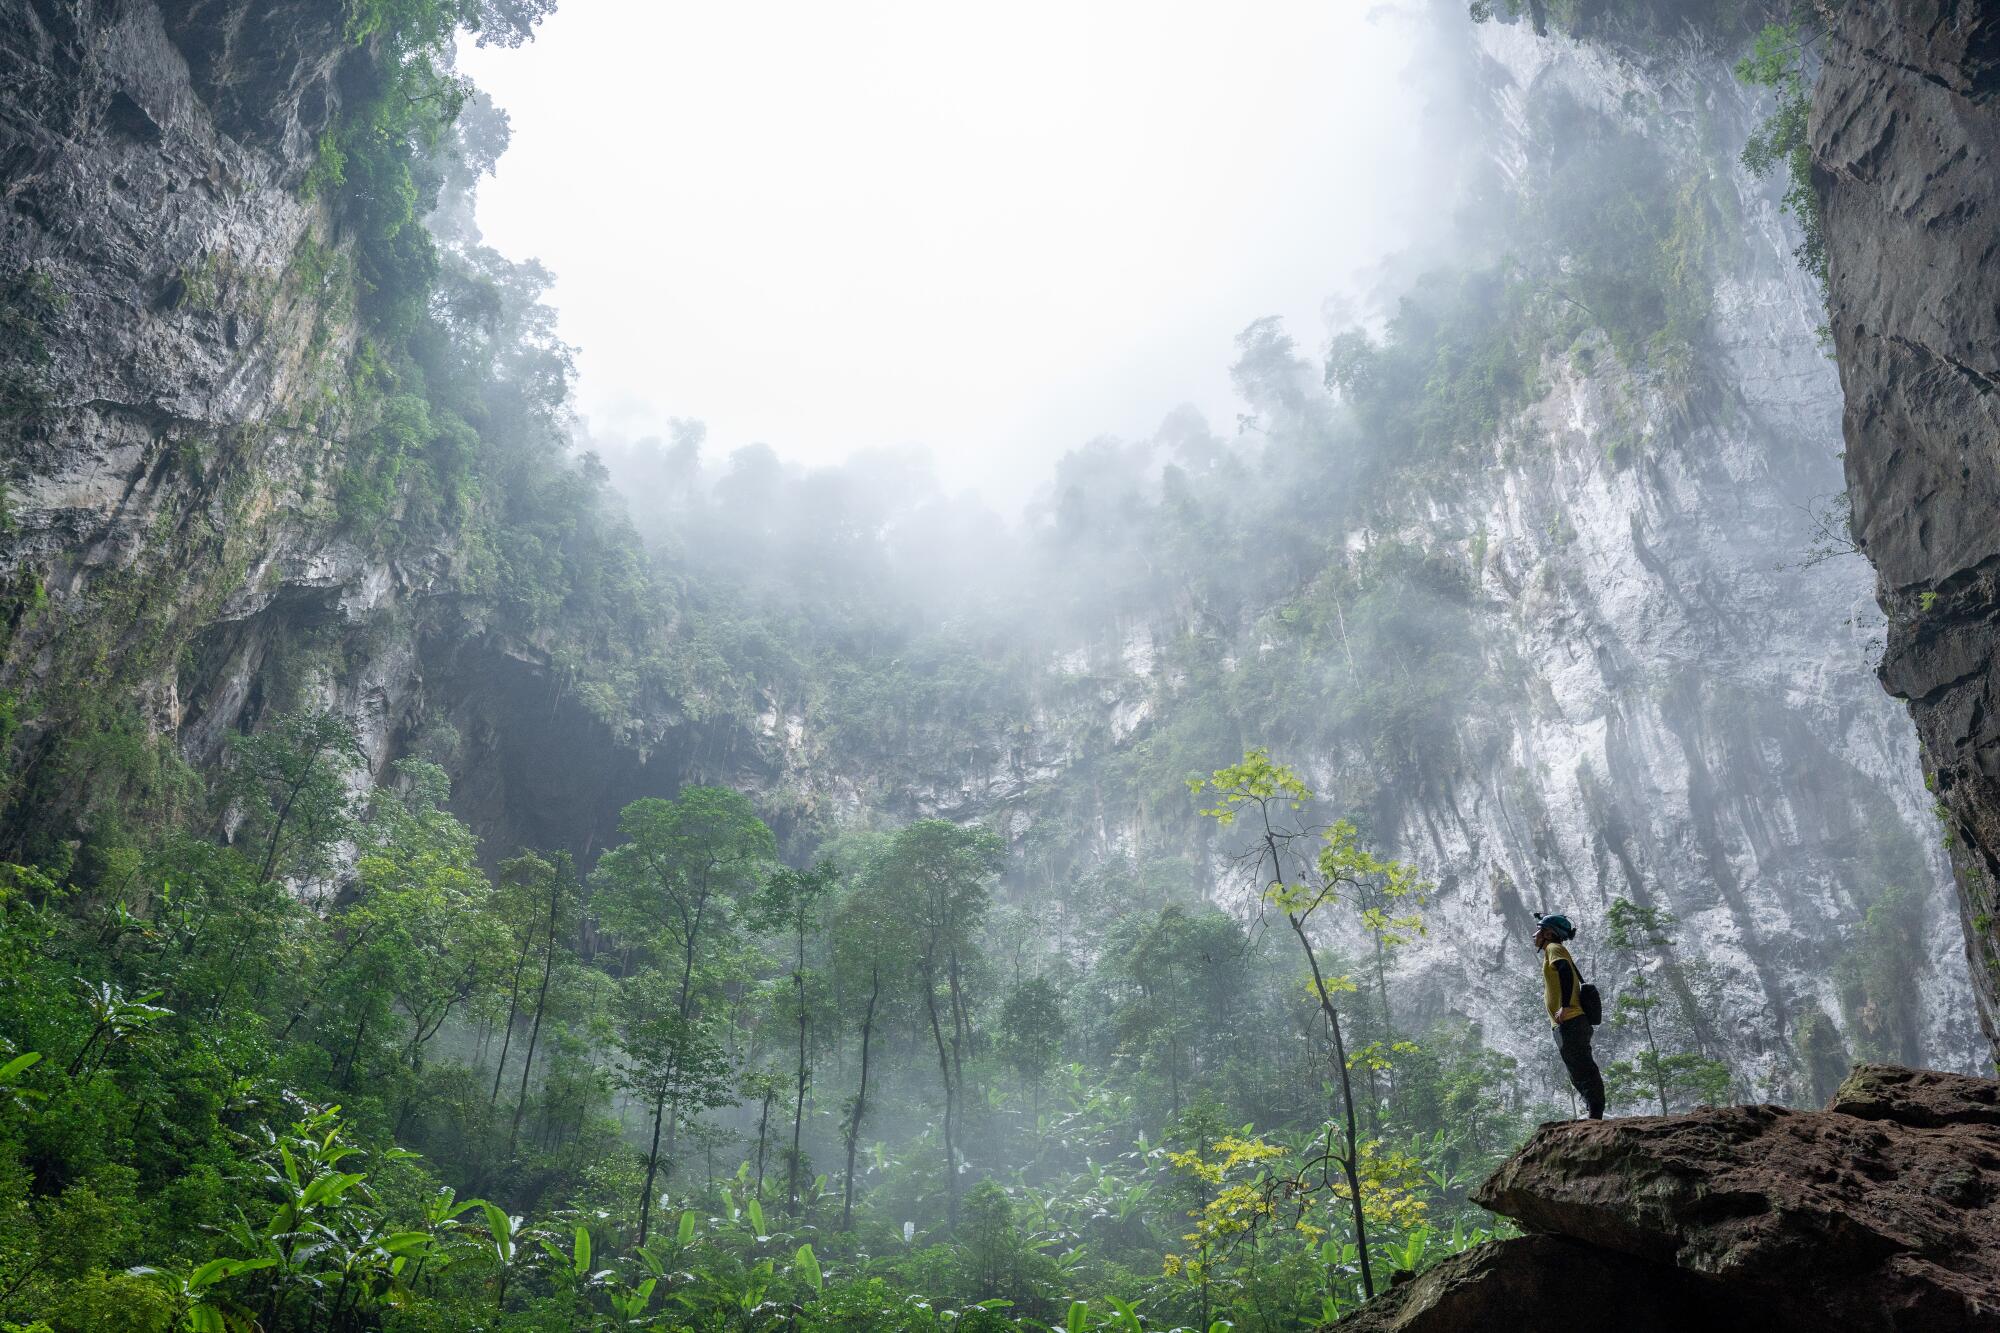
[1328, 1233, 1753, 1332]
[1339, 1065, 2000, 1332]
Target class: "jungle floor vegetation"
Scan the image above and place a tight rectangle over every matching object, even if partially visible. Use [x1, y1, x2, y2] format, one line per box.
[0, 727, 1736, 1332]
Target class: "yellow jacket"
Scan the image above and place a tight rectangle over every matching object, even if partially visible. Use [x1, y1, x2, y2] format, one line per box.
[1542, 941, 1586, 1025]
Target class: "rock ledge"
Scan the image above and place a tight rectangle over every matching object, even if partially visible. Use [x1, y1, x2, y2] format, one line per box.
[1336, 1065, 2000, 1332]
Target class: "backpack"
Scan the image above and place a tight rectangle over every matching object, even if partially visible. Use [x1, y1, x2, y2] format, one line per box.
[1580, 981, 1603, 1027]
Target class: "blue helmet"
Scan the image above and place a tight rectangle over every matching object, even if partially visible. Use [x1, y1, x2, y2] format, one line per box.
[1537, 914, 1576, 941]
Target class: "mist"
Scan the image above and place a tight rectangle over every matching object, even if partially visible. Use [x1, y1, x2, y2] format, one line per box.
[458, 0, 1476, 510]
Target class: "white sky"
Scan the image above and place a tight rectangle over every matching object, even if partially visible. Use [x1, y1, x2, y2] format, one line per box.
[459, 1, 1443, 510]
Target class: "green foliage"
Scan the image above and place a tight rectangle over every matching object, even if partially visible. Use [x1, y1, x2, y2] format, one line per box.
[0, 266, 65, 422]
[1605, 898, 1674, 952]
[1325, 267, 1540, 464]
[222, 707, 366, 889]
[1737, 21, 1829, 305]
[997, 977, 1068, 1093]
[1835, 882, 1926, 1065]
[0, 4, 1883, 1329]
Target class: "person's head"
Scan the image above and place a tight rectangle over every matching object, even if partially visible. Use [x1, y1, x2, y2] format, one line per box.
[1533, 914, 1575, 949]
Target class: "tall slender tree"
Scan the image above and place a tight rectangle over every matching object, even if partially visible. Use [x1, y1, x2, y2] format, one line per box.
[753, 861, 839, 1214]
[1192, 749, 1424, 1303]
[495, 850, 577, 1158]
[593, 789, 775, 1177]
[880, 819, 1002, 1231]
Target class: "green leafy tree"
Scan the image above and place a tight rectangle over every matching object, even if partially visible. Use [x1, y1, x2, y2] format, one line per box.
[824, 834, 904, 1231]
[879, 819, 1003, 1230]
[1603, 898, 1730, 1114]
[347, 763, 505, 1120]
[1191, 748, 1422, 1302]
[615, 968, 737, 1246]
[222, 708, 365, 890]
[492, 849, 578, 1157]
[1737, 20, 1827, 302]
[752, 861, 840, 1214]
[997, 975, 1068, 1112]
[593, 788, 775, 1181]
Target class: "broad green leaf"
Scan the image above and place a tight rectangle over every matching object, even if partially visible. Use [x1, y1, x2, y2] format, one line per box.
[299, 1170, 363, 1210]
[676, 1210, 697, 1245]
[793, 1242, 822, 1293]
[0, 1052, 41, 1082]
[1067, 1300, 1089, 1333]
[478, 1202, 514, 1261]
[188, 1256, 274, 1290]
[747, 1198, 767, 1237]
[572, 1225, 591, 1275]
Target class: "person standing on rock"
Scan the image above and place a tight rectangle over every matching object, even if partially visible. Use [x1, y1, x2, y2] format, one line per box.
[1533, 914, 1605, 1119]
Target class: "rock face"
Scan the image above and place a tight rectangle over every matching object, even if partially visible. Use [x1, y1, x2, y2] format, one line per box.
[0, 1, 772, 859]
[1330, 1233, 1750, 1333]
[0, 0, 373, 820]
[1815, 1, 2000, 1057]
[1339, 1064, 2000, 1332]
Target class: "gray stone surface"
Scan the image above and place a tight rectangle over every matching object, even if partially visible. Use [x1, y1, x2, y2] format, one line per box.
[1814, 0, 2000, 1060]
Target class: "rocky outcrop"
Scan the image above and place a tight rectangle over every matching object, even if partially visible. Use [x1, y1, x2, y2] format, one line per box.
[0, 1, 769, 862]
[1337, 1064, 2000, 1332]
[1328, 1233, 1752, 1333]
[1815, 1, 2000, 1059]
[0, 0, 369, 837]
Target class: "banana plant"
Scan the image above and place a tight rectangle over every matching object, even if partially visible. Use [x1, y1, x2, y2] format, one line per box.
[605, 1274, 659, 1325]
[791, 1241, 822, 1295]
[537, 1222, 614, 1321]
[127, 1255, 273, 1333]
[402, 1186, 481, 1291]
[1383, 1224, 1431, 1276]
[477, 1201, 528, 1314]
[0, 1050, 43, 1104]
[1100, 1294, 1145, 1332]
[65, 977, 170, 1077]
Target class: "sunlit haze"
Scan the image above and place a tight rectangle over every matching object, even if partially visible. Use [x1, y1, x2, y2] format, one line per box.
[459, 1, 1443, 509]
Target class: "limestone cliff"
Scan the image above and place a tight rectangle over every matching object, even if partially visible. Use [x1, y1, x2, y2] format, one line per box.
[1814, 0, 2000, 1060]
[1, 0, 386, 843]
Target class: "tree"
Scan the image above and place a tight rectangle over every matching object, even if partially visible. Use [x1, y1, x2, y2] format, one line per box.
[752, 861, 839, 1215]
[1603, 898, 1729, 1114]
[593, 789, 776, 1020]
[493, 850, 578, 1157]
[347, 763, 504, 1122]
[825, 833, 903, 1231]
[223, 707, 365, 890]
[996, 975, 1067, 1113]
[879, 819, 1003, 1231]
[615, 968, 736, 1246]
[1191, 748, 1423, 1302]
[593, 788, 774, 1185]
[1103, 904, 1253, 1119]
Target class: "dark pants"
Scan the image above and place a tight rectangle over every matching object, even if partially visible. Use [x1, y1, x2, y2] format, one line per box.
[1556, 1016, 1605, 1118]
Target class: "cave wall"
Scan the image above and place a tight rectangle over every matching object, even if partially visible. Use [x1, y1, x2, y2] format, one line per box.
[0, 0, 370, 830]
[0, 1, 787, 868]
[1814, 0, 2000, 1062]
